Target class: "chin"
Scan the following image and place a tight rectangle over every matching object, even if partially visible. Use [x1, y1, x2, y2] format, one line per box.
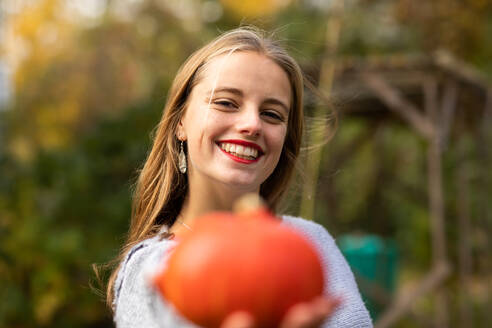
[219, 175, 261, 191]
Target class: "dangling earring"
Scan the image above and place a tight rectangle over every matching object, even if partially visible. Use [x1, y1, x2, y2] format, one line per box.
[178, 141, 187, 174]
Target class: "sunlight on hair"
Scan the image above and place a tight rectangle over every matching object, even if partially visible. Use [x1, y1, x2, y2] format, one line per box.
[204, 46, 240, 125]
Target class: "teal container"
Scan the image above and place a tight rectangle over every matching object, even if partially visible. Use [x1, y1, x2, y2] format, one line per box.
[337, 234, 398, 320]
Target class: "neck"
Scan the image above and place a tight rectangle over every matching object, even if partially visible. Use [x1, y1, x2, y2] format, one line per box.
[179, 177, 260, 225]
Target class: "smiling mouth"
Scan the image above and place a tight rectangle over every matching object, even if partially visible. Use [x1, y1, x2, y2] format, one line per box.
[218, 142, 263, 161]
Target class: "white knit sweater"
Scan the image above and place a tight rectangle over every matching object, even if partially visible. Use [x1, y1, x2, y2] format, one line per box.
[113, 216, 373, 327]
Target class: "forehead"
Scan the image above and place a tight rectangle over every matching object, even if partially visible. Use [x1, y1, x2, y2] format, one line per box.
[195, 51, 292, 105]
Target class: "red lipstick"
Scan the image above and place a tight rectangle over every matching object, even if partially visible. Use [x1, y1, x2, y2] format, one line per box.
[216, 139, 264, 164]
[218, 139, 264, 153]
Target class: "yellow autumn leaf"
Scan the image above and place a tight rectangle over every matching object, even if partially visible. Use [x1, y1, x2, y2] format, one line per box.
[12, 0, 58, 40]
[34, 290, 63, 325]
[9, 136, 34, 164]
[220, 0, 292, 17]
[35, 100, 81, 150]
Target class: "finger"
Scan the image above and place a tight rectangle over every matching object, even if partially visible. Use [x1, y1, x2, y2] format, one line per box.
[279, 302, 314, 328]
[312, 296, 342, 318]
[280, 297, 342, 328]
[307, 297, 342, 327]
[220, 311, 255, 328]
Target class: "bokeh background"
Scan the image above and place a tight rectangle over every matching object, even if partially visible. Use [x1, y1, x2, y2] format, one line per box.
[1, 0, 491, 327]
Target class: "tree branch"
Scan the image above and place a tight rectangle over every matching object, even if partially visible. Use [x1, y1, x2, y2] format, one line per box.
[361, 73, 435, 139]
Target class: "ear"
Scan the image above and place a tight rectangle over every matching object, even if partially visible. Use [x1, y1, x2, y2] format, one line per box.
[176, 120, 186, 141]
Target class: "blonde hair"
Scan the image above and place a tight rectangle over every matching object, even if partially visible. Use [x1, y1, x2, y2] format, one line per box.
[105, 26, 306, 309]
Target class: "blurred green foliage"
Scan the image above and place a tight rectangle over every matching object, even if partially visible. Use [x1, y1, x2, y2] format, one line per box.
[1, 0, 491, 326]
[0, 101, 163, 326]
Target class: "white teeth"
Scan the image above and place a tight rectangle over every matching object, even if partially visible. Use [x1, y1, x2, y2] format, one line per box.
[219, 142, 260, 159]
[248, 148, 258, 157]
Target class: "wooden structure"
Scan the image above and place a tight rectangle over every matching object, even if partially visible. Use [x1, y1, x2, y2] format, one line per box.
[322, 51, 491, 327]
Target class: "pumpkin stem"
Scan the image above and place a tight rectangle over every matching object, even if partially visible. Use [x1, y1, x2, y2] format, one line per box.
[233, 193, 266, 213]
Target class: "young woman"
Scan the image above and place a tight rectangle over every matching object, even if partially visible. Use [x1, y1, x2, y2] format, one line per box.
[108, 27, 372, 328]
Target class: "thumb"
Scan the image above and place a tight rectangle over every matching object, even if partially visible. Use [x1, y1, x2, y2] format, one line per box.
[220, 311, 255, 328]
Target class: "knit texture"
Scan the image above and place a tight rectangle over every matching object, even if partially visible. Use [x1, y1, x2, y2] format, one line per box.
[113, 216, 373, 327]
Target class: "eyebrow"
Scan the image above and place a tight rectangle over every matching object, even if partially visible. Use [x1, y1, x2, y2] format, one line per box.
[206, 87, 243, 97]
[206, 87, 290, 113]
[263, 98, 290, 114]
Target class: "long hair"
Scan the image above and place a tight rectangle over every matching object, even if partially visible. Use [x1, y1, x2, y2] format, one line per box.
[105, 26, 306, 309]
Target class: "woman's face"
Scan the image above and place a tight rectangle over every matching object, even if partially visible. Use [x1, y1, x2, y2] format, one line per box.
[178, 51, 291, 194]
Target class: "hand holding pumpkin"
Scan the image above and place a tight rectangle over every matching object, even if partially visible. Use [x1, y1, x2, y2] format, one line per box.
[152, 196, 340, 328]
[220, 296, 341, 328]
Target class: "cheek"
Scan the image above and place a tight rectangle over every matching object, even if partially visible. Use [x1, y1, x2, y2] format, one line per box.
[187, 111, 227, 151]
[273, 127, 288, 149]
[266, 127, 288, 160]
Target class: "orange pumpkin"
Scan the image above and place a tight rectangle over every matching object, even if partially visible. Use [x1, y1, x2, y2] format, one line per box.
[153, 204, 325, 328]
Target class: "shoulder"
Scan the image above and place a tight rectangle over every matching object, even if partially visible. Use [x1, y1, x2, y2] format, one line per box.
[113, 234, 174, 307]
[280, 215, 373, 327]
[281, 215, 336, 243]
[112, 234, 186, 327]
[280, 215, 339, 257]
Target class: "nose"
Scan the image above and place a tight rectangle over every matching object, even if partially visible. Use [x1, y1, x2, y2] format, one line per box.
[237, 106, 262, 137]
